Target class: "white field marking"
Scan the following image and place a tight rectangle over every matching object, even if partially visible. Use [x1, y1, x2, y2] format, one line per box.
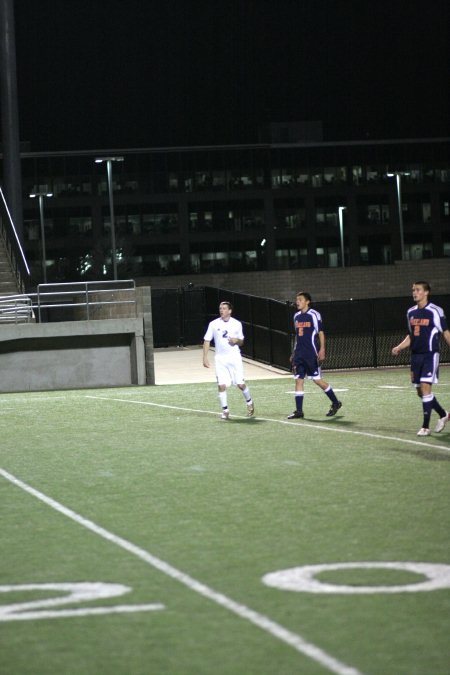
[0, 582, 164, 622]
[378, 385, 409, 389]
[262, 562, 450, 594]
[0, 396, 69, 403]
[86, 395, 450, 453]
[0, 468, 362, 675]
[285, 388, 349, 395]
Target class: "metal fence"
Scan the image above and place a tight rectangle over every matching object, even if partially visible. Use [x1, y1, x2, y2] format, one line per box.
[151, 286, 450, 371]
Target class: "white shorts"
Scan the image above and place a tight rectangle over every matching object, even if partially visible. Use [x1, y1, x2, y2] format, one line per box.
[215, 355, 245, 387]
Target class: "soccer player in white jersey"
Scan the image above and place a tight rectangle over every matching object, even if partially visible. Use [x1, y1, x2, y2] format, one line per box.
[203, 301, 255, 419]
[392, 281, 450, 436]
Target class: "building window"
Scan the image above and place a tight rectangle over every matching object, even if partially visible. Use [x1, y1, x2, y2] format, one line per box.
[421, 203, 432, 224]
[358, 202, 390, 225]
[404, 242, 433, 260]
[274, 199, 306, 229]
[315, 207, 338, 227]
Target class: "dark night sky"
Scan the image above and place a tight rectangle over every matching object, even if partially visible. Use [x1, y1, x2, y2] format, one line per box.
[11, 0, 450, 152]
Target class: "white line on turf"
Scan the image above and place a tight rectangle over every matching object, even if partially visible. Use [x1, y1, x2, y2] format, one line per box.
[0, 467, 362, 675]
[86, 396, 450, 453]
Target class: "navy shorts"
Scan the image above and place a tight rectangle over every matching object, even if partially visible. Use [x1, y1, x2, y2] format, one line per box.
[410, 352, 439, 385]
[293, 355, 321, 380]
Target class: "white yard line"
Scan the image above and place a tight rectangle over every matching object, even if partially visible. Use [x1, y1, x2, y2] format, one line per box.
[86, 395, 450, 453]
[0, 468, 362, 675]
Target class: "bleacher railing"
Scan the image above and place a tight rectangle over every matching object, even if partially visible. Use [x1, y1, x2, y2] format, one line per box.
[0, 294, 34, 324]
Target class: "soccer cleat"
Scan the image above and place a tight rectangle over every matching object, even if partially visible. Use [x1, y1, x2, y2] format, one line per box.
[326, 401, 342, 417]
[246, 401, 255, 417]
[287, 411, 304, 419]
[434, 413, 449, 433]
[417, 427, 431, 437]
[221, 410, 230, 420]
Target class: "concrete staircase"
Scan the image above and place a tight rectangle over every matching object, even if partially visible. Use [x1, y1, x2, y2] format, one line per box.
[0, 235, 22, 296]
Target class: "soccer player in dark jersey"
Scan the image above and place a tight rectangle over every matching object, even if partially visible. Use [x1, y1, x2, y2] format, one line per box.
[392, 281, 450, 436]
[287, 292, 342, 419]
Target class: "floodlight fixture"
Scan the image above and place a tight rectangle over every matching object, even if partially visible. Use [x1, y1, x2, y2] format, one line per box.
[386, 171, 410, 260]
[94, 156, 124, 279]
[29, 191, 53, 283]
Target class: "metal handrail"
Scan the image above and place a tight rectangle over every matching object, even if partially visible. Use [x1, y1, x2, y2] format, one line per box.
[0, 186, 31, 292]
[0, 294, 34, 324]
[34, 280, 137, 322]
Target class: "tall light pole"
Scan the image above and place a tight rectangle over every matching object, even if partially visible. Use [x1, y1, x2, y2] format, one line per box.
[387, 171, 410, 261]
[95, 156, 124, 280]
[29, 191, 52, 283]
[338, 206, 346, 268]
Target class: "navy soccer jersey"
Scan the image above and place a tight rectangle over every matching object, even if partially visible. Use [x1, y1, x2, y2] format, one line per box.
[407, 302, 448, 354]
[293, 308, 322, 359]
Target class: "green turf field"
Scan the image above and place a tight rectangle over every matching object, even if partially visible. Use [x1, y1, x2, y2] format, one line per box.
[1, 367, 450, 675]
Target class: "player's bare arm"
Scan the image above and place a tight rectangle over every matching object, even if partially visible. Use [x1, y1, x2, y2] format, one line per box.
[318, 330, 326, 362]
[228, 337, 243, 346]
[392, 335, 411, 356]
[202, 340, 211, 367]
[443, 329, 450, 349]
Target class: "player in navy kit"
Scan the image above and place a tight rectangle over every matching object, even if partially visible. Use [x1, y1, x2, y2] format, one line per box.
[392, 281, 450, 436]
[287, 292, 342, 419]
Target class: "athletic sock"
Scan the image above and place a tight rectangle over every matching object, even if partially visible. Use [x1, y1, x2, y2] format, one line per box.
[324, 386, 338, 404]
[241, 386, 252, 403]
[422, 394, 433, 429]
[218, 391, 228, 409]
[295, 392, 304, 412]
[431, 395, 446, 419]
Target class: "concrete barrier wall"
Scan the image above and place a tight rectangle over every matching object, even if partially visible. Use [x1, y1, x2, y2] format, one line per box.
[0, 318, 147, 392]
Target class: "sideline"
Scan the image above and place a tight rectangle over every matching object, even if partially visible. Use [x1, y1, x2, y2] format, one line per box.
[0, 467, 362, 675]
[86, 395, 450, 453]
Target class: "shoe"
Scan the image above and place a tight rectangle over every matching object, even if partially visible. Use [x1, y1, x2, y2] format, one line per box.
[287, 411, 304, 419]
[326, 401, 342, 417]
[434, 413, 449, 433]
[221, 410, 230, 420]
[417, 427, 431, 436]
[246, 401, 255, 417]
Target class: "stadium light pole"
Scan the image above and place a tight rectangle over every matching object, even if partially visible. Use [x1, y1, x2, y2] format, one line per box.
[387, 171, 410, 261]
[29, 191, 53, 283]
[95, 156, 124, 280]
[338, 206, 346, 267]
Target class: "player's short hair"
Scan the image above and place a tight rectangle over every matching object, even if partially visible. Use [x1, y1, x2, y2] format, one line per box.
[220, 300, 233, 310]
[413, 281, 431, 294]
[297, 291, 312, 304]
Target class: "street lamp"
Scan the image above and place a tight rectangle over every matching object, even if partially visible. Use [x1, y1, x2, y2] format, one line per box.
[95, 156, 124, 280]
[387, 171, 410, 261]
[29, 191, 52, 283]
[338, 206, 346, 268]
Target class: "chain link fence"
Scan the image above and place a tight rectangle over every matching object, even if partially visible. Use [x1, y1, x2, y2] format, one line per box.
[151, 286, 450, 371]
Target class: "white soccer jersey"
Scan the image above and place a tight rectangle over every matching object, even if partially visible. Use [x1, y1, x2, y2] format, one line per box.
[203, 316, 244, 357]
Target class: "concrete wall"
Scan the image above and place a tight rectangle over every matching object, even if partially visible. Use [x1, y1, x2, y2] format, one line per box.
[0, 317, 147, 393]
[136, 258, 449, 302]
